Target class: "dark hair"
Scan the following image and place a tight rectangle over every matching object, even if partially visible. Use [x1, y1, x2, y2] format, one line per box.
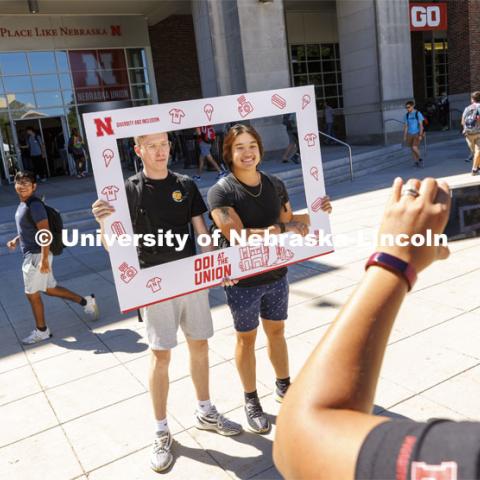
[405, 100, 415, 108]
[14, 171, 36, 184]
[222, 124, 264, 170]
[472, 91, 480, 103]
[71, 128, 79, 136]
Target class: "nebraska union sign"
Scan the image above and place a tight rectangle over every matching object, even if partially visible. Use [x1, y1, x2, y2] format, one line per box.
[0, 25, 122, 38]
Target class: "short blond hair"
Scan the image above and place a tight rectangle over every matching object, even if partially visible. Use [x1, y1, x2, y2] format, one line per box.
[134, 132, 169, 146]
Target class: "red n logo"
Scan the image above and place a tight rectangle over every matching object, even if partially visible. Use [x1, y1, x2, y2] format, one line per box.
[110, 25, 122, 36]
[94, 117, 114, 137]
[411, 461, 457, 480]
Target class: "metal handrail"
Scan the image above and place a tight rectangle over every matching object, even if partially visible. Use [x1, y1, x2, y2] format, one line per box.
[383, 118, 427, 156]
[318, 130, 353, 181]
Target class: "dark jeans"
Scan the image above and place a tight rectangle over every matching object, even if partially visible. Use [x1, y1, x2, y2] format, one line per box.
[31, 155, 46, 178]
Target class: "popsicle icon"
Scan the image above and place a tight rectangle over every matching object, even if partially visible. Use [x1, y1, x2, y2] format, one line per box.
[310, 166, 319, 181]
[204, 104, 214, 122]
[311, 197, 325, 212]
[302, 94, 311, 110]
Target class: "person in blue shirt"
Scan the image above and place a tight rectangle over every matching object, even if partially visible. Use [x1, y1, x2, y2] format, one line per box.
[403, 101, 424, 168]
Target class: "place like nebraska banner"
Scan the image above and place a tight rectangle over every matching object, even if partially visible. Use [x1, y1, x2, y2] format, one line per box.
[83, 86, 333, 313]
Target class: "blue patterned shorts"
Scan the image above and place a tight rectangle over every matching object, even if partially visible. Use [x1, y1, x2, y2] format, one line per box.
[225, 276, 289, 332]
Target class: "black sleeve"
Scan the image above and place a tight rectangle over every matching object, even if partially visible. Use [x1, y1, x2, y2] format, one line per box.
[267, 174, 289, 207]
[207, 180, 234, 211]
[189, 180, 207, 218]
[355, 419, 480, 480]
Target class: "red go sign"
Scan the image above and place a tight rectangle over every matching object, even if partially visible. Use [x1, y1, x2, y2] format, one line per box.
[410, 3, 447, 31]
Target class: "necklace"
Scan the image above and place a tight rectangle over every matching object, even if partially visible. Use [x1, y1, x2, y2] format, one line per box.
[232, 172, 263, 198]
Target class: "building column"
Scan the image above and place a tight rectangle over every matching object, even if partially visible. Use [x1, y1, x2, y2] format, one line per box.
[191, 0, 291, 150]
[336, 0, 413, 144]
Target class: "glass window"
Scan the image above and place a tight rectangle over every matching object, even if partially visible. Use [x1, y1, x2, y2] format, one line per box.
[0, 53, 29, 75]
[289, 43, 343, 111]
[59, 73, 73, 90]
[132, 84, 150, 99]
[133, 99, 152, 107]
[8, 93, 36, 109]
[3, 76, 33, 93]
[292, 63, 307, 75]
[98, 49, 126, 70]
[32, 75, 60, 91]
[129, 68, 148, 84]
[11, 107, 64, 119]
[0, 95, 7, 109]
[35, 91, 63, 107]
[28, 51, 57, 74]
[126, 49, 146, 69]
[307, 61, 321, 73]
[55, 51, 69, 72]
[306, 45, 320, 60]
[290, 45, 306, 62]
[62, 90, 75, 105]
[0, 79, 4, 94]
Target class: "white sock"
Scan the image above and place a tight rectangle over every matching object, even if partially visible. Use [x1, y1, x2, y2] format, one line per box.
[155, 417, 169, 434]
[197, 399, 212, 415]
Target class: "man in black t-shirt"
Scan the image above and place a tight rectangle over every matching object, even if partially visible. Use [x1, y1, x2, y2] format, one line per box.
[92, 131, 241, 474]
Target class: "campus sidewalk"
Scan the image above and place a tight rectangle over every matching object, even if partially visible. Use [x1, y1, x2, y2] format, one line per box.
[1, 135, 479, 479]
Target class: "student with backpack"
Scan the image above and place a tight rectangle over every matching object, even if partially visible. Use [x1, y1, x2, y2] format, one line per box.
[6, 171, 98, 345]
[403, 101, 425, 168]
[461, 91, 480, 175]
[91, 131, 242, 473]
[193, 125, 227, 181]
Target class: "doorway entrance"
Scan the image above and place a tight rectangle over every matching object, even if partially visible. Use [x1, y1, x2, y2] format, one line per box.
[15, 116, 69, 180]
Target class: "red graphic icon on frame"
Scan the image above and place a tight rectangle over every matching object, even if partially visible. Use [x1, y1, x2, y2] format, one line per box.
[118, 262, 138, 284]
[311, 197, 325, 213]
[272, 246, 294, 265]
[237, 95, 254, 118]
[169, 108, 185, 125]
[304, 133, 317, 147]
[239, 246, 269, 271]
[102, 149, 114, 168]
[271, 94, 286, 109]
[310, 166, 319, 181]
[101, 185, 120, 202]
[302, 94, 311, 110]
[111, 221, 126, 236]
[146, 277, 162, 293]
[203, 104, 214, 122]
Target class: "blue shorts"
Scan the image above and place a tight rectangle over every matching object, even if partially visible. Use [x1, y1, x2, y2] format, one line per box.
[199, 141, 212, 157]
[225, 276, 289, 332]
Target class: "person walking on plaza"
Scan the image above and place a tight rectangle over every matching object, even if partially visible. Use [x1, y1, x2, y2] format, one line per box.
[281, 113, 300, 163]
[273, 177, 480, 480]
[92, 131, 241, 474]
[403, 101, 425, 168]
[68, 128, 87, 178]
[7, 171, 98, 345]
[461, 91, 480, 176]
[208, 124, 332, 434]
[26, 127, 47, 182]
[192, 125, 227, 181]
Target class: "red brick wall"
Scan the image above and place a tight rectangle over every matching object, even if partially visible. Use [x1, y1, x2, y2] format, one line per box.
[467, 0, 480, 92]
[148, 15, 202, 103]
[447, 0, 470, 94]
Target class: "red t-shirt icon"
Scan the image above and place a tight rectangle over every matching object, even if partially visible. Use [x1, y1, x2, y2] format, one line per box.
[101, 185, 119, 201]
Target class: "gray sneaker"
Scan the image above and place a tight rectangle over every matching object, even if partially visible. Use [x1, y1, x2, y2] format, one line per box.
[195, 405, 243, 436]
[150, 431, 173, 473]
[244, 398, 270, 434]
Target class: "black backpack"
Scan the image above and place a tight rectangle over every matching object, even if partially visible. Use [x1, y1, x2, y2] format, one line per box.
[26, 197, 65, 256]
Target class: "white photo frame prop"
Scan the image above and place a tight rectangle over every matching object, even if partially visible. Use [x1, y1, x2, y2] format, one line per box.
[83, 86, 333, 313]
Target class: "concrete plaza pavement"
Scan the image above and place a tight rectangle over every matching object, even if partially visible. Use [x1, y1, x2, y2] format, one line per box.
[0, 136, 479, 479]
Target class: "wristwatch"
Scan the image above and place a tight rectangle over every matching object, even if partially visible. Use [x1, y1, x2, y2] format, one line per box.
[365, 252, 417, 291]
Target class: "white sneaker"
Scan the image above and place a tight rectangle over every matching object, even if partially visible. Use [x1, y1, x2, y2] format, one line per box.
[22, 328, 51, 345]
[83, 294, 99, 320]
[150, 431, 173, 473]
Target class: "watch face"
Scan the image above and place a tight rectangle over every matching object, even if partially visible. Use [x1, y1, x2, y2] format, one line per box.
[444, 183, 480, 241]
